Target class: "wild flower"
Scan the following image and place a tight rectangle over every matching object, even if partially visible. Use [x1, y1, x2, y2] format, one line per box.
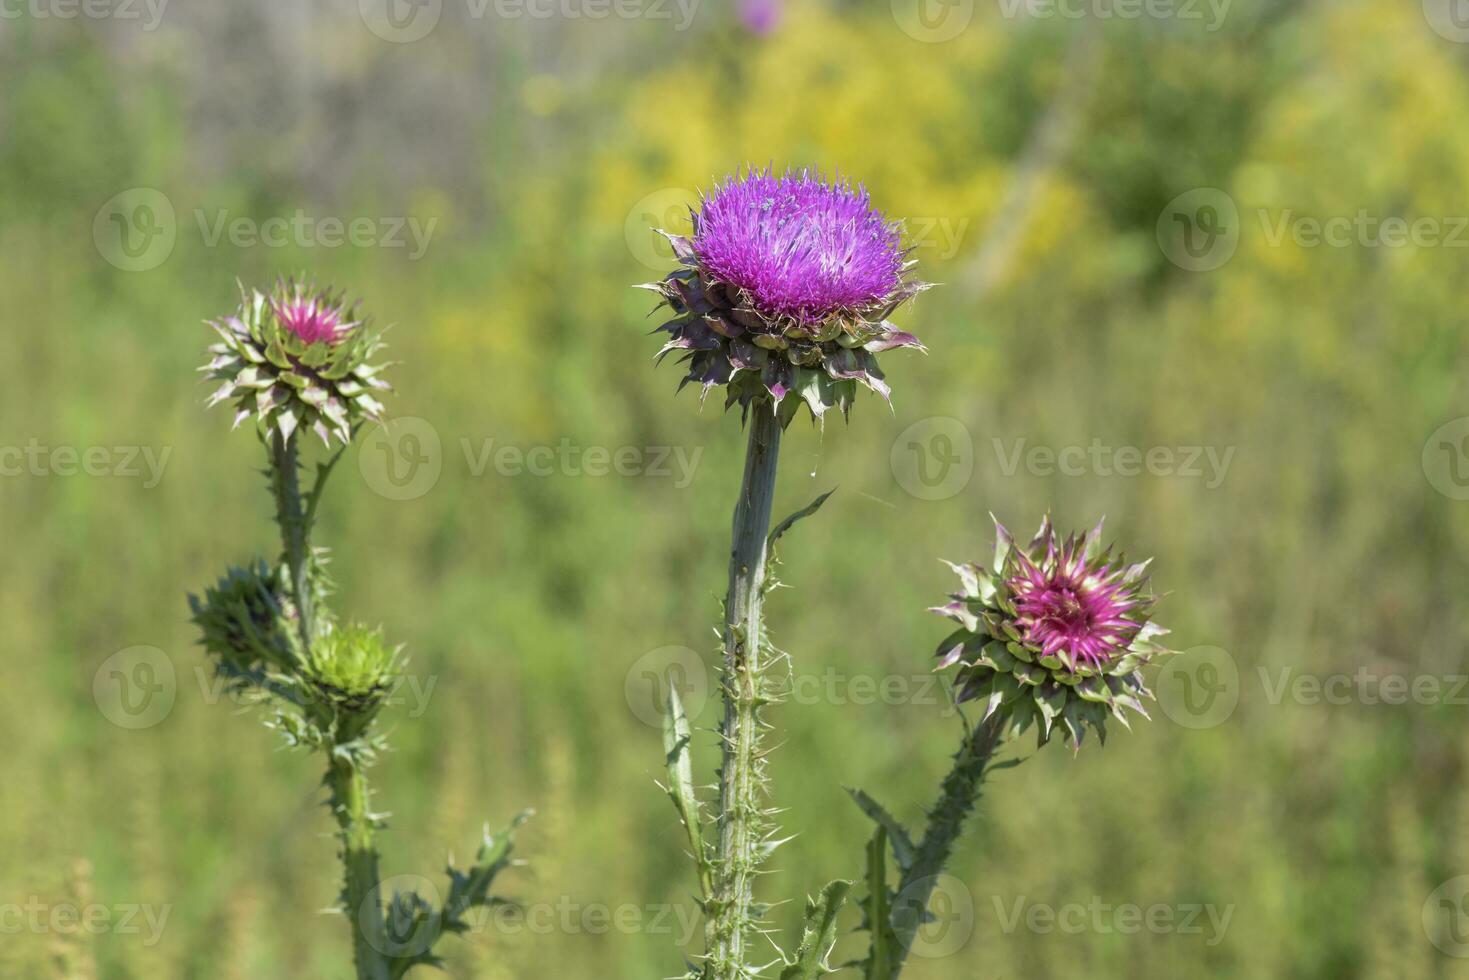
[202, 277, 389, 447]
[189, 281, 529, 980]
[643, 168, 927, 425]
[845, 516, 1175, 980]
[934, 514, 1171, 747]
[646, 169, 927, 980]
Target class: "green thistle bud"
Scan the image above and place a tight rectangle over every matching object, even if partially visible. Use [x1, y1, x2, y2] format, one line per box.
[202, 278, 392, 447]
[303, 623, 401, 715]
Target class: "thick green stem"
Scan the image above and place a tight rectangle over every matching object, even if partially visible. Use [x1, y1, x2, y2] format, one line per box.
[270, 432, 314, 650]
[707, 407, 783, 979]
[886, 717, 1005, 978]
[327, 756, 391, 980]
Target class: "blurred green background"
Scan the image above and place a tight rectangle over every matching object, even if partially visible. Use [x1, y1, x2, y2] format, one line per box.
[5, 0, 1469, 976]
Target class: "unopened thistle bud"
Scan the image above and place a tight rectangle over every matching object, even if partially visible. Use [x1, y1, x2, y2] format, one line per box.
[202, 278, 391, 446]
[303, 623, 401, 715]
[644, 168, 928, 425]
[934, 516, 1174, 748]
[189, 560, 296, 675]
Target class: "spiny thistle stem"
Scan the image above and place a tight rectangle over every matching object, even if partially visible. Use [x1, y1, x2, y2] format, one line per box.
[327, 756, 390, 980]
[269, 432, 314, 648]
[884, 716, 1005, 978]
[268, 431, 390, 980]
[709, 407, 783, 979]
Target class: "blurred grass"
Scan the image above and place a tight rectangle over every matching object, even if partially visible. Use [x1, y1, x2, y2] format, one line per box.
[4, 0, 1469, 977]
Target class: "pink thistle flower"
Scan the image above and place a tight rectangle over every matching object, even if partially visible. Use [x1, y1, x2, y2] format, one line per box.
[932, 515, 1174, 748]
[1006, 526, 1145, 669]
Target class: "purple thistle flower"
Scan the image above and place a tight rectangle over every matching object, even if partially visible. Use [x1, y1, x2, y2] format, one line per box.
[693, 169, 904, 326]
[640, 168, 928, 425]
[932, 516, 1174, 748]
[737, 0, 781, 37]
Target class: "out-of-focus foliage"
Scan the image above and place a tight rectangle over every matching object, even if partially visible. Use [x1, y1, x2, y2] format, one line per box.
[3, 0, 1469, 977]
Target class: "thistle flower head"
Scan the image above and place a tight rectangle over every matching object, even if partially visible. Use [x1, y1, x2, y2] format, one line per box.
[933, 515, 1173, 749]
[641, 168, 928, 426]
[202, 278, 392, 447]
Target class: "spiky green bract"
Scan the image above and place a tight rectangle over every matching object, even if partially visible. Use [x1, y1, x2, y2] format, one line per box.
[202, 278, 391, 447]
[933, 515, 1173, 750]
[640, 232, 927, 428]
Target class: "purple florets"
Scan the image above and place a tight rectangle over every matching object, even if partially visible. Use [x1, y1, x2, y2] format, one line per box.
[693, 169, 906, 326]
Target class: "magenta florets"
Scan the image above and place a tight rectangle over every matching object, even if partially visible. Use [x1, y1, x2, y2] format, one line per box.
[692, 169, 905, 326]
